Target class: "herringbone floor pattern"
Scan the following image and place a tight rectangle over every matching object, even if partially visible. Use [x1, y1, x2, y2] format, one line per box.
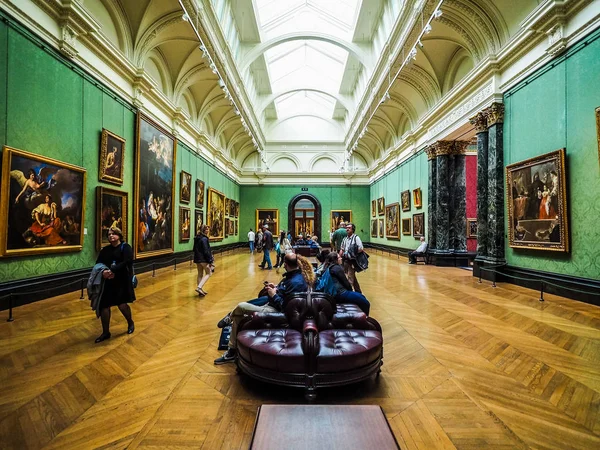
[1, 249, 599, 449]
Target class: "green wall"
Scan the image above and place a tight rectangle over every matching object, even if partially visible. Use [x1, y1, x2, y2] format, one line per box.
[0, 19, 237, 283]
[504, 29, 600, 280]
[239, 185, 370, 243]
[369, 152, 428, 249]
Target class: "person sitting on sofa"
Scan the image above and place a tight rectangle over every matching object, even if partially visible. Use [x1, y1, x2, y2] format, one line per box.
[295, 234, 306, 245]
[214, 253, 315, 365]
[408, 237, 428, 264]
[321, 252, 370, 315]
[314, 249, 331, 275]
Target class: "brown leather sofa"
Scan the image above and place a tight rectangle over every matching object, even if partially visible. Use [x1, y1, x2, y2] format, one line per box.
[236, 293, 383, 400]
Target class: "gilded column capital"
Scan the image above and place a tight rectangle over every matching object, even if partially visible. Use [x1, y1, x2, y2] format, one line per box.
[425, 145, 437, 160]
[452, 141, 470, 155]
[469, 112, 488, 133]
[484, 102, 504, 127]
[435, 141, 454, 157]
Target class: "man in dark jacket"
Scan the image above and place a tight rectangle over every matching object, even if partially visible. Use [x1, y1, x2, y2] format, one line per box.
[214, 253, 308, 364]
[258, 224, 274, 270]
[193, 224, 214, 296]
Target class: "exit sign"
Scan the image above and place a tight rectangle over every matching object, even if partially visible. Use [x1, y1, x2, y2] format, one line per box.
[301, 187, 308, 191]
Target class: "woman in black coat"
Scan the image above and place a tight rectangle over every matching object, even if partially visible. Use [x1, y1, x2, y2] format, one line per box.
[193, 224, 214, 296]
[95, 227, 135, 343]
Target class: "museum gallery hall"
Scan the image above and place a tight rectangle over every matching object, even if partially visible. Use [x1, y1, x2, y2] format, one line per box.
[0, 0, 599, 449]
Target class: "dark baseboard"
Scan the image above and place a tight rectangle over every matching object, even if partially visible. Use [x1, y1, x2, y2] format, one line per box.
[0, 242, 247, 311]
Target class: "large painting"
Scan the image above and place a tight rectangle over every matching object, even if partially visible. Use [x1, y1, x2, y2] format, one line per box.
[0, 146, 86, 257]
[385, 203, 400, 239]
[97, 187, 127, 251]
[99, 129, 125, 185]
[413, 188, 422, 209]
[179, 207, 191, 242]
[208, 188, 225, 241]
[256, 209, 278, 233]
[134, 114, 176, 258]
[377, 197, 385, 216]
[180, 171, 191, 203]
[402, 218, 411, 235]
[331, 210, 351, 230]
[195, 179, 205, 208]
[371, 200, 376, 217]
[506, 148, 569, 252]
[413, 213, 425, 238]
[370, 219, 377, 238]
[401, 190, 411, 212]
[194, 210, 203, 236]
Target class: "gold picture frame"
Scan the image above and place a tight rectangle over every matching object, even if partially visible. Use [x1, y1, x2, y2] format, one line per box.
[331, 210, 352, 230]
[0, 146, 87, 257]
[413, 188, 422, 209]
[207, 187, 225, 241]
[385, 203, 400, 239]
[378, 219, 384, 237]
[377, 197, 385, 216]
[401, 190, 411, 212]
[466, 218, 477, 238]
[402, 218, 411, 235]
[99, 129, 125, 185]
[256, 209, 279, 234]
[179, 206, 191, 242]
[195, 179, 205, 208]
[413, 213, 425, 238]
[370, 219, 377, 237]
[371, 200, 376, 217]
[96, 186, 127, 251]
[194, 210, 203, 236]
[180, 171, 191, 203]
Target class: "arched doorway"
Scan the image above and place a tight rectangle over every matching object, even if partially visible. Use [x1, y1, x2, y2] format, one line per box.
[288, 194, 322, 240]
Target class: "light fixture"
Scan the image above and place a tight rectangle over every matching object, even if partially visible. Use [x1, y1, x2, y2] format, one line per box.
[434, 9, 442, 18]
[218, 79, 225, 88]
[182, 13, 189, 21]
[424, 24, 432, 34]
[418, 40, 424, 48]
[409, 47, 418, 60]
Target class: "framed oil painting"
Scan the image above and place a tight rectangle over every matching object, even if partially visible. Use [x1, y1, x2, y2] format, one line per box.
[401, 190, 411, 212]
[0, 146, 86, 257]
[207, 187, 225, 241]
[413, 188, 422, 209]
[225, 198, 230, 217]
[194, 210, 203, 236]
[96, 187, 127, 251]
[195, 179, 205, 209]
[377, 197, 385, 216]
[234, 219, 238, 236]
[402, 218, 411, 235]
[331, 210, 351, 230]
[235, 201, 239, 218]
[256, 209, 278, 233]
[229, 199, 236, 217]
[378, 219, 384, 238]
[467, 218, 477, 238]
[506, 148, 569, 252]
[413, 213, 425, 238]
[385, 203, 400, 239]
[179, 207, 191, 242]
[180, 171, 191, 204]
[225, 217, 230, 237]
[134, 114, 176, 258]
[371, 219, 377, 238]
[228, 218, 235, 236]
[371, 199, 376, 217]
[99, 128, 125, 185]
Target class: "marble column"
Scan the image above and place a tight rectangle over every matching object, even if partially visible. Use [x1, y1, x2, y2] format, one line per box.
[426, 146, 437, 249]
[434, 141, 454, 253]
[450, 141, 469, 253]
[470, 112, 489, 260]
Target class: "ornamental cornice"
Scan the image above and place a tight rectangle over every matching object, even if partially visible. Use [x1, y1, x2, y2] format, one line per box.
[469, 112, 488, 133]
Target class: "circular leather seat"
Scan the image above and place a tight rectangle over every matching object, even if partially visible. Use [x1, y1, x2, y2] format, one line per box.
[317, 330, 382, 373]
[237, 329, 305, 372]
[336, 304, 363, 314]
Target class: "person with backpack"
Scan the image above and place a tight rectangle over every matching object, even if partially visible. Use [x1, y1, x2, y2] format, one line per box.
[317, 252, 370, 315]
[339, 222, 364, 293]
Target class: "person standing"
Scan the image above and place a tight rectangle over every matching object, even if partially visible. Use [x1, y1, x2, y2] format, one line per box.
[256, 228, 263, 253]
[331, 221, 347, 252]
[339, 223, 363, 294]
[248, 228, 255, 253]
[259, 225, 273, 270]
[94, 227, 135, 343]
[193, 224, 214, 296]
[274, 230, 291, 268]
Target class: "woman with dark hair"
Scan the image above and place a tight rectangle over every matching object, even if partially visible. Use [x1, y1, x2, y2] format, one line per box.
[315, 249, 331, 275]
[274, 231, 291, 269]
[94, 226, 135, 343]
[322, 252, 370, 315]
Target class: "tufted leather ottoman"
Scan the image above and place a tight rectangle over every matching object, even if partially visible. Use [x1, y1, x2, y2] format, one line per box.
[317, 330, 383, 373]
[335, 304, 363, 314]
[237, 329, 305, 372]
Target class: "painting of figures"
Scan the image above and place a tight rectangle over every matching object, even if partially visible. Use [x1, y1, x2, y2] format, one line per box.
[97, 187, 127, 251]
[195, 179, 205, 208]
[371, 219, 377, 237]
[134, 114, 176, 258]
[413, 188, 422, 209]
[208, 188, 225, 241]
[180, 207, 191, 242]
[413, 213, 425, 238]
[331, 210, 351, 230]
[385, 203, 400, 239]
[180, 171, 191, 203]
[378, 219, 384, 238]
[0, 146, 86, 257]
[99, 129, 125, 185]
[402, 218, 411, 235]
[377, 197, 384, 216]
[401, 190, 411, 212]
[256, 209, 278, 234]
[194, 210, 203, 236]
[506, 148, 569, 252]
[371, 200, 376, 217]
[467, 218, 478, 238]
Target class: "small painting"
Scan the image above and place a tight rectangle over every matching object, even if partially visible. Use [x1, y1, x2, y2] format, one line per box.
[180, 171, 191, 204]
[377, 197, 385, 216]
[234, 219, 238, 236]
[97, 187, 127, 251]
[402, 218, 411, 235]
[207, 188, 225, 241]
[413, 188, 422, 209]
[194, 210, 203, 236]
[506, 148, 568, 252]
[401, 190, 411, 212]
[195, 179, 205, 208]
[225, 217, 230, 237]
[370, 219, 377, 237]
[385, 203, 400, 239]
[378, 219, 384, 238]
[331, 210, 352, 230]
[179, 207, 191, 242]
[99, 129, 125, 185]
[229, 199, 236, 217]
[467, 218, 477, 238]
[371, 200, 376, 217]
[0, 146, 86, 257]
[228, 218, 235, 236]
[256, 209, 278, 234]
[235, 201, 239, 218]
[225, 198, 230, 217]
[413, 213, 425, 238]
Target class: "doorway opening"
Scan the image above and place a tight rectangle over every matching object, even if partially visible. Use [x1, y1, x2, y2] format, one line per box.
[287, 194, 322, 241]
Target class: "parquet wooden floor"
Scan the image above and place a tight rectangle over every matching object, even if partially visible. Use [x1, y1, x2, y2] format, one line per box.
[1, 249, 600, 449]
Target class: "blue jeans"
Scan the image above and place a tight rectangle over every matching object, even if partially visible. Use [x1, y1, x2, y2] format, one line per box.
[248, 295, 269, 306]
[261, 249, 272, 269]
[336, 291, 370, 315]
[249, 241, 254, 253]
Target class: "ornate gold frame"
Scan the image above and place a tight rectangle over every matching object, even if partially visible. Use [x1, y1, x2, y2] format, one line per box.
[385, 203, 400, 239]
[180, 171, 191, 203]
[96, 186, 127, 251]
[377, 197, 385, 216]
[401, 190, 411, 212]
[412, 213, 425, 238]
[370, 219, 377, 238]
[99, 128, 125, 185]
[255, 209, 279, 234]
[330, 210, 352, 231]
[371, 200, 376, 217]
[179, 206, 191, 242]
[402, 218, 411, 235]
[208, 187, 226, 241]
[378, 219, 384, 237]
[413, 188, 422, 209]
[466, 218, 477, 238]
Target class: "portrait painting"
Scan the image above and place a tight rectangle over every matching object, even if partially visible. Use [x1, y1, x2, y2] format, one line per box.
[229, 199, 236, 217]
[99, 129, 125, 185]
[195, 179, 205, 208]
[180, 171, 191, 204]
[371, 200, 376, 217]
[96, 187, 127, 251]
[413, 213, 425, 238]
[228, 218, 235, 236]
[225, 218, 230, 237]
[467, 218, 477, 238]
[331, 210, 352, 230]
[506, 148, 569, 252]
[225, 198, 230, 217]
[134, 114, 176, 258]
[402, 218, 411, 235]
[377, 197, 385, 216]
[378, 219, 384, 238]
[179, 207, 191, 242]
[256, 209, 278, 234]
[385, 203, 400, 239]
[413, 188, 422, 209]
[371, 219, 377, 238]
[0, 146, 86, 257]
[401, 190, 411, 212]
[207, 188, 225, 241]
[194, 210, 203, 236]
[235, 201, 239, 218]
[234, 219, 238, 236]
